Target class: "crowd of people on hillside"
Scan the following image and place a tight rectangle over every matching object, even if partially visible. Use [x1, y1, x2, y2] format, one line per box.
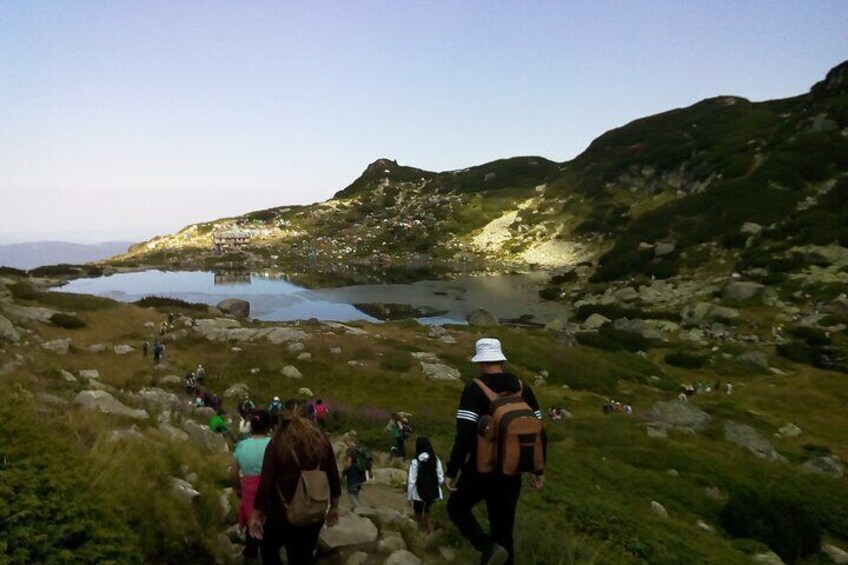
[141, 320, 544, 565]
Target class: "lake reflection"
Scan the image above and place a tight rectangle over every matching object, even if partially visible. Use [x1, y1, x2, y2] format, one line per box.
[56, 270, 567, 324]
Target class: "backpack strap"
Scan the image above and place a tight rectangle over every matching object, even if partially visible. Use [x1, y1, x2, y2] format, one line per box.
[473, 377, 523, 401]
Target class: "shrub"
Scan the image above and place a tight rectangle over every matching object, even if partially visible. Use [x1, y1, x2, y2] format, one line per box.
[28, 264, 103, 278]
[0, 266, 26, 276]
[135, 296, 208, 312]
[8, 281, 40, 300]
[50, 312, 86, 329]
[550, 271, 578, 284]
[720, 490, 821, 563]
[379, 351, 412, 372]
[787, 326, 832, 346]
[664, 351, 709, 368]
[576, 327, 655, 352]
[539, 286, 561, 300]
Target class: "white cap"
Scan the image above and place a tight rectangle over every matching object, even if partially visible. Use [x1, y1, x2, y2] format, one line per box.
[471, 338, 507, 363]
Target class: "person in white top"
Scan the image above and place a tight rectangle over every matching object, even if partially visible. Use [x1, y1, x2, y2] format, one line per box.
[407, 436, 445, 533]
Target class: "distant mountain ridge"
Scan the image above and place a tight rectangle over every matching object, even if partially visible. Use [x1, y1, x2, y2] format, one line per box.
[115, 60, 848, 289]
[0, 241, 134, 270]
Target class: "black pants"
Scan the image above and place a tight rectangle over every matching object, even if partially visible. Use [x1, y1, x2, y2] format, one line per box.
[447, 472, 521, 565]
[259, 517, 324, 565]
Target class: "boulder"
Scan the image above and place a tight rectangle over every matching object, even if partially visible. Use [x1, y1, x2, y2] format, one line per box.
[649, 401, 711, 431]
[59, 369, 77, 382]
[287, 341, 306, 353]
[88, 343, 108, 353]
[79, 369, 101, 380]
[722, 281, 763, 303]
[650, 501, 668, 518]
[158, 422, 189, 442]
[282, 365, 303, 379]
[2, 303, 58, 323]
[297, 352, 312, 360]
[801, 456, 843, 478]
[318, 512, 378, 551]
[113, 344, 135, 355]
[217, 299, 250, 318]
[107, 425, 147, 443]
[740, 222, 763, 236]
[583, 313, 611, 330]
[330, 347, 342, 355]
[137, 387, 180, 409]
[369, 468, 408, 486]
[777, 423, 802, 438]
[385, 550, 421, 565]
[724, 421, 786, 462]
[194, 318, 242, 338]
[42, 338, 71, 354]
[74, 390, 149, 420]
[346, 552, 369, 565]
[37, 392, 68, 406]
[354, 506, 416, 530]
[753, 552, 786, 565]
[420, 362, 461, 381]
[737, 351, 769, 370]
[298, 387, 314, 397]
[171, 477, 201, 504]
[182, 419, 229, 453]
[0, 314, 20, 342]
[467, 308, 498, 327]
[224, 383, 250, 398]
[266, 327, 309, 345]
[823, 544, 848, 564]
[378, 532, 407, 553]
[654, 241, 676, 258]
[160, 375, 182, 386]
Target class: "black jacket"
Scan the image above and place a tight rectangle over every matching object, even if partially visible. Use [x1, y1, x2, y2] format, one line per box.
[445, 371, 545, 478]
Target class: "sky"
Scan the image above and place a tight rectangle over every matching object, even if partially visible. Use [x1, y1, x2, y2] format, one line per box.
[1, 1, 846, 244]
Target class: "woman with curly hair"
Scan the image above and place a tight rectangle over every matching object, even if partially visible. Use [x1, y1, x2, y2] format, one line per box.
[251, 400, 341, 564]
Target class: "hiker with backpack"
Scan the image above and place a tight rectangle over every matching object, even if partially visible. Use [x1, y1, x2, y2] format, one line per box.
[342, 431, 372, 509]
[251, 400, 341, 565]
[314, 398, 329, 430]
[407, 436, 445, 533]
[445, 338, 546, 565]
[232, 409, 273, 561]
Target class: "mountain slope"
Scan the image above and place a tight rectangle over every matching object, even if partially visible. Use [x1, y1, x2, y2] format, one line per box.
[115, 60, 848, 289]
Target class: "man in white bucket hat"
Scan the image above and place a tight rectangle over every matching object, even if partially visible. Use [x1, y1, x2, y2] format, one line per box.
[445, 338, 546, 565]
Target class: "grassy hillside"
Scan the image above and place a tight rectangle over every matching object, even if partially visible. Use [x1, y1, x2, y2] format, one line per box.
[2, 273, 847, 563]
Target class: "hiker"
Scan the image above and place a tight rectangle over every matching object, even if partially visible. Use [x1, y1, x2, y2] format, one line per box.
[342, 431, 372, 509]
[387, 413, 407, 460]
[239, 396, 256, 419]
[195, 364, 206, 385]
[233, 409, 272, 561]
[152, 342, 163, 365]
[159, 321, 167, 336]
[549, 407, 564, 421]
[314, 399, 329, 430]
[210, 410, 235, 443]
[268, 396, 283, 423]
[142, 339, 148, 357]
[407, 436, 444, 533]
[726, 383, 733, 395]
[184, 372, 196, 396]
[445, 338, 546, 565]
[251, 400, 341, 565]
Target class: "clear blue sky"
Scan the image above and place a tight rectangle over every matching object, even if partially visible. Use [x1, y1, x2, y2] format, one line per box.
[1, 1, 846, 243]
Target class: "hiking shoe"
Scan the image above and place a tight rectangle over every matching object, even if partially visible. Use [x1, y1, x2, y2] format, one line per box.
[480, 543, 509, 565]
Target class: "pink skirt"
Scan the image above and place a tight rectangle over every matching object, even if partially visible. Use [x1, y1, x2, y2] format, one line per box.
[238, 475, 262, 532]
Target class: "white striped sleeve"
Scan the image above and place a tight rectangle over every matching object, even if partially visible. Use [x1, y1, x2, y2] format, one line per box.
[534, 410, 543, 420]
[456, 409, 478, 423]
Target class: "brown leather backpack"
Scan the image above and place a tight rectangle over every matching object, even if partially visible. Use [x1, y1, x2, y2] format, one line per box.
[474, 378, 544, 475]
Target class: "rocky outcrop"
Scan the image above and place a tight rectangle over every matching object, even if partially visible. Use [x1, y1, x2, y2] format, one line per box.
[0, 314, 20, 342]
[41, 338, 71, 354]
[2, 303, 59, 323]
[583, 313, 611, 330]
[737, 351, 769, 370]
[650, 401, 711, 431]
[74, 390, 149, 420]
[267, 327, 309, 345]
[385, 550, 422, 565]
[801, 456, 843, 478]
[182, 419, 228, 452]
[722, 281, 763, 303]
[281, 365, 303, 379]
[136, 387, 180, 409]
[113, 344, 135, 355]
[217, 299, 250, 318]
[420, 362, 460, 381]
[724, 421, 786, 462]
[318, 512, 378, 551]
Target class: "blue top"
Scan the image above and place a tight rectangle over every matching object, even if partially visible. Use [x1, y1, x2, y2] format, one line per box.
[233, 436, 271, 477]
